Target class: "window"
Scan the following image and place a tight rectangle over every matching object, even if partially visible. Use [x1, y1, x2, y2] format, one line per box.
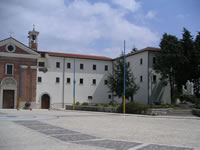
[6, 44, 16, 53]
[127, 62, 130, 67]
[140, 76, 143, 82]
[80, 64, 84, 69]
[6, 64, 13, 75]
[93, 64, 96, 70]
[67, 78, 70, 84]
[117, 66, 119, 70]
[80, 78, 83, 84]
[92, 79, 96, 85]
[38, 77, 42, 83]
[41, 53, 45, 58]
[153, 57, 156, 64]
[38, 62, 45, 67]
[67, 63, 71, 69]
[104, 80, 108, 85]
[88, 96, 93, 100]
[108, 95, 112, 99]
[140, 58, 143, 65]
[56, 62, 60, 68]
[56, 77, 60, 83]
[153, 75, 157, 83]
[105, 65, 108, 71]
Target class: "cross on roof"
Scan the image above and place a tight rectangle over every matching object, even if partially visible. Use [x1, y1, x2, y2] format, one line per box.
[8, 32, 14, 37]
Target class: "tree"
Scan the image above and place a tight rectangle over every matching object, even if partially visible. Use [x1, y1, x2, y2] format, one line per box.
[154, 33, 185, 104]
[175, 29, 200, 93]
[193, 32, 200, 95]
[176, 28, 195, 91]
[107, 53, 139, 103]
[155, 28, 200, 103]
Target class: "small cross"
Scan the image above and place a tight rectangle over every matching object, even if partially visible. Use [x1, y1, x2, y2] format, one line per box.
[8, 32, 14, 37]
[33, 24, 35, 30]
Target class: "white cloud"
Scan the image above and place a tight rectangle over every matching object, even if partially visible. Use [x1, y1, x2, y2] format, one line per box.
[111, 0, 140, 12]
[0, 0, 159, 58]
[146, 10, 156, 19]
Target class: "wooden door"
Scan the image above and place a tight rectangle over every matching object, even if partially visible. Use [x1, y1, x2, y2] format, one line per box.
[3, 90, 14, 108]
[41, 94, 50, 109]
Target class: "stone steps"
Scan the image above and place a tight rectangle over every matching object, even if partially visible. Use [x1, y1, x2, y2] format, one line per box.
[166, 109, 193, 116]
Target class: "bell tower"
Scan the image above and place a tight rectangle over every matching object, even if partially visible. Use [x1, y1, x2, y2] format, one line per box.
[28, 25, 39, 50]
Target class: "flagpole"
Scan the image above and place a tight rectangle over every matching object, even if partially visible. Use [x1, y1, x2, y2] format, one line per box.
[123, 40, 126, 114]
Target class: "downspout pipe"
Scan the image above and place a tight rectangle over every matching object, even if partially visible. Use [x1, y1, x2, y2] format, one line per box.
[62, 57, 66, 108]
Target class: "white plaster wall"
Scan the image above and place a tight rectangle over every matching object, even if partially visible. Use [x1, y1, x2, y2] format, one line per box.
[126, 51, 149, 104]
[64, 58, 112, 104]
[36, 50, 171, 107]
[36, 55, 113, 107]
[36, 56, 63, 107]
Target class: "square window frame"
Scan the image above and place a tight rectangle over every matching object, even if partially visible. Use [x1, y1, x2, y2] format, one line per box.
[56, 77, 60, 83]
[67, 63, 71, 69]
[80, 64, 84, 70]
[104, 80, 108, 85]
[38, 62, 45, 67]
[38, 77, 42, 83]
[140, 58, 143, 65]
[105, 65, 108, 71]
[5, 64, 14, 75]
[56, 62, 60, 68]
[66, 78, 71, 84]
[92, 79, 96, 85]
[80, 78, 84, 85]
[93, 64, 96, 70]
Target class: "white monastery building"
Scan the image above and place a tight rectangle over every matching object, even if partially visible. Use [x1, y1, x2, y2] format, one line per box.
[0, 28, 170, 109]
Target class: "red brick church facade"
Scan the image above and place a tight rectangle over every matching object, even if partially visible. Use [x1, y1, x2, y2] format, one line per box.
[0, 29, 39, 108]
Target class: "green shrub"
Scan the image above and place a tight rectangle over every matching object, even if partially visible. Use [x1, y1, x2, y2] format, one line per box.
[25, 102, 31, 108]
[103, 104, 109, 107]
[111, 104, 117, 107]
[195, 104, 200, 109]
[117, 102, 149, 114]
[75, 101, 80, 105]
[94, 104, 100, 106]
[195, 98, 200, 109]
[24, 102, 31, 109]
[179, 95, 197, 104]
[82, 102, 89, 106]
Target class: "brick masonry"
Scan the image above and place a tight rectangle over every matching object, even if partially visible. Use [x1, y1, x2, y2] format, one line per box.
[0, 45, 30, 54]
[0, 50, 37, 107]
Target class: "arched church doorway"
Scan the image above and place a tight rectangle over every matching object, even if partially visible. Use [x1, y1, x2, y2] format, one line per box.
[1, 77, 17, 109]
[41, 94, 50, 109]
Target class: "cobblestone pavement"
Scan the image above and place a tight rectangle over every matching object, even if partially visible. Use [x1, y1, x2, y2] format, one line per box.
[0, 109, 199, 150]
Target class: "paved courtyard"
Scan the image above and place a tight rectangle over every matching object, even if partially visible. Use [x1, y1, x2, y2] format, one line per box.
[0, 109, 200, 150]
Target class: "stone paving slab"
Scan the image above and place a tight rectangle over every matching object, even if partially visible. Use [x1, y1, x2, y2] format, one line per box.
[38, 129, 78, 135]
[26, 125, 63, 130]
[13, 120, 195, 150]
[136, 144, 194, 150]
[74, 139, 141, 150]
[15, 120, 46, 125]
[52, 134, 98, 142]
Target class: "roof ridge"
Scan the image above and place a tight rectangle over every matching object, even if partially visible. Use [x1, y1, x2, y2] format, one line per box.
[38, 50, 112, 60]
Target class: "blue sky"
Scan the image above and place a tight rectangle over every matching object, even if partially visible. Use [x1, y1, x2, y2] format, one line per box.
[0, 0, 199, 58]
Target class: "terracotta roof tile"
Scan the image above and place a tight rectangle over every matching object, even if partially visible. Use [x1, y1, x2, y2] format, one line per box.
[38, 51, 112, 60]
[38, 47, 160, 61]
